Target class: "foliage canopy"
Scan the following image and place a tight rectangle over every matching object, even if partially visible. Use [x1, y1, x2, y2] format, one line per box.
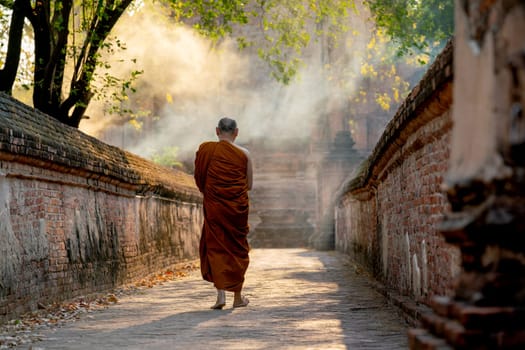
[365, 0, 453, 56]
[0, 0, 453, 128]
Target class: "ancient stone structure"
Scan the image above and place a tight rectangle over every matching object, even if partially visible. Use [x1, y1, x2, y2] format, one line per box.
[248, 139, 316, 248]
[335, 41, 458, 306]
[312, 130, 363, 250]
[408, 2, 525, 349]
[0, 93, 202, 321]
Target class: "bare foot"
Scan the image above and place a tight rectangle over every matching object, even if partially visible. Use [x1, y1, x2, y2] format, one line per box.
[210, 289, 226, 310]
[210, 301, 226, 310]
[233, 296, 249, 308]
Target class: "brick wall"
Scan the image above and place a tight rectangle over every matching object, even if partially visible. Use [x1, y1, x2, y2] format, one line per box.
[409, 3, 525, 347]
[335, 41, 461, 304]
[0, 93, 203, 321]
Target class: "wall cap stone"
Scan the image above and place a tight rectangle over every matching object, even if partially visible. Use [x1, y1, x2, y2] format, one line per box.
[0, 93, 201, 202]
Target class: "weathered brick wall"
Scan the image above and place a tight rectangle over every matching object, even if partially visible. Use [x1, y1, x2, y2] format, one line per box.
[0, 93, 203, 321]
[335, 41, 461, 304]
[409, 3, 525, 348]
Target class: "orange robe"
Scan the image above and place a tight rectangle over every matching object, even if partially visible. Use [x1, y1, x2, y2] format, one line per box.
[194, 140, 250, 292]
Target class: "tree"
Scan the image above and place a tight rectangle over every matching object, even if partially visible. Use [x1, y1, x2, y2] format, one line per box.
[0, 0, 135, 127]
[0, 0, 452, 128]
[365, 0, 453, 57]
[0, 0, 358, 127]
[171, 0, 357, 84]
[0, 0, 241, 127]
[0, 0, 26, 93]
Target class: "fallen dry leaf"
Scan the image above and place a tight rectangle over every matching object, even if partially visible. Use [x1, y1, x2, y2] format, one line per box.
[0, 262, 199, 349]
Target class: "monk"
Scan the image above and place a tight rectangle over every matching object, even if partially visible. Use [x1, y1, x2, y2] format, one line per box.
[194, 117, 253, 309]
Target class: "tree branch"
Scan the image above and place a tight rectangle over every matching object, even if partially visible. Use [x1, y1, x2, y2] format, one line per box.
[0, 0, 29, 93]
[48, 0, 73, 108]
[32, 1, 53, 113]
[60, 0, 133, 126]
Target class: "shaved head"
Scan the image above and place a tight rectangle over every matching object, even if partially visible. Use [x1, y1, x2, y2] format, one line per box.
[217, 117, 237, 134]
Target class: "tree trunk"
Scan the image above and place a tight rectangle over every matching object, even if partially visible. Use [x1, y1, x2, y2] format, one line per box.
[3, 0, 137, 127]
[59, 0, 133, 128]
[0, 0, 28, 94]
[30, 1, 54, 116]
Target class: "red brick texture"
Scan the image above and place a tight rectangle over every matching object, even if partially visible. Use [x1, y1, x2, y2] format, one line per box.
[335, 41, 459, 305]
[409, 2, 525, 348]
[0, 93, 202, 321]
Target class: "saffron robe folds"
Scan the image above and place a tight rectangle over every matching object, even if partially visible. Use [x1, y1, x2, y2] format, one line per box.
[194, 140, 250, 292]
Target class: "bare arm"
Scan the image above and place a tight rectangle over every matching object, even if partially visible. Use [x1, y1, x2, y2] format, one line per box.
[246, 155, 253, 191]
[234, 143, 253, 191]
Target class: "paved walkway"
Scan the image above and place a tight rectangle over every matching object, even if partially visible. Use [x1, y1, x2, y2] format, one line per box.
[15, 249, 409, 349]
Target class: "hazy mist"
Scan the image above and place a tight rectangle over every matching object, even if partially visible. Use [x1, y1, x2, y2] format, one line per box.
[80, 2, 380, 162]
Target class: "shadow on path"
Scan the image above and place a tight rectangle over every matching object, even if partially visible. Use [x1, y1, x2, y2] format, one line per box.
[16, 249, 409, 350]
